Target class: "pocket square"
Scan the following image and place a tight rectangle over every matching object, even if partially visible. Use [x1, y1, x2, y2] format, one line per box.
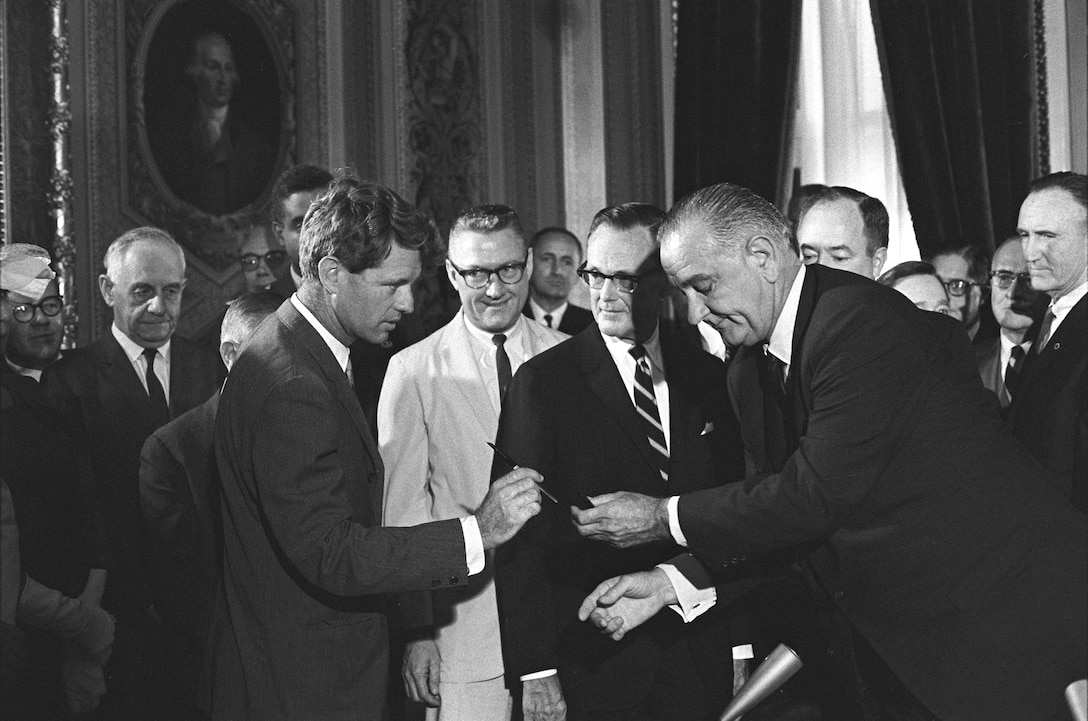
[700, 421, 715, 436]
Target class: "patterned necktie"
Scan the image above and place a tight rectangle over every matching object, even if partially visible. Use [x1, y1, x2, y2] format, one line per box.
[1004, 344, 1025, 399]
[630, 345, 669, 484]
[1033, 308, 1056, 353]
[345, 356, 356, 390]
[493, 334, 512, 398]
[544, 314, 553, 328]
[142, 347, 169, 423]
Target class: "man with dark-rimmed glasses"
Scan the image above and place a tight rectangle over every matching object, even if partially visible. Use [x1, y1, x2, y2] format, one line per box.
[1, 245, 65, 381]
[493, 202, 745, 721]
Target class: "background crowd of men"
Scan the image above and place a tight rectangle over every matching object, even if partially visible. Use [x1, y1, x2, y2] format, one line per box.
[1, 167, 1084, 721]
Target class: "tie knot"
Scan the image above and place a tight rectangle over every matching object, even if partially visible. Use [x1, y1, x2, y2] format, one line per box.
[492, 333, 507, 348]
[544, 314, 553, 328]
[142, 347, 158, 365]
[1011, 344, 1026, 361]
[629, 344, 647, 361]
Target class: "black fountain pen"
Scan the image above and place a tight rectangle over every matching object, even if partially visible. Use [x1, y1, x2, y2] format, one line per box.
[486, 442, 560, 504]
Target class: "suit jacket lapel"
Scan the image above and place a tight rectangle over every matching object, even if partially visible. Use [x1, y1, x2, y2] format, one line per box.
[101, 334, 161, 427]
[783, 266, 825, 446]
[278, 303, 383, 482]
[661, 335, 701, 480]
[443, 317, 498, 435]
[581, 328, 661, 483]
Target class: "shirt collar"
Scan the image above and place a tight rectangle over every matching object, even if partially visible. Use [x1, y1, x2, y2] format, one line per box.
[1051, 281, 1088, 322]
[462, 311, 527, 350]
[290, 294, 350, 374]
[999, 332, 1031, 358]
[602, 325, 663, 371]
[111, 323, 171, 364]
[529, 297, 568, 326]
[765, 264, 806, 368]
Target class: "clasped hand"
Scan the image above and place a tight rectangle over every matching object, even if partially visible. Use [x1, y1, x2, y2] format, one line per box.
[570, 491, 671, 548]
[577, 568, 677, 641]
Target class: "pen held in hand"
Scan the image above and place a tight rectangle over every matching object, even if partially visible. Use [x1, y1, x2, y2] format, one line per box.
[486, 442, 559, 504]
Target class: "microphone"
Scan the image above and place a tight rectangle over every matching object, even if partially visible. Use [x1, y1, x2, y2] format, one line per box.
[1067, 679, 1087, 721]
[719, 644, 803, 721]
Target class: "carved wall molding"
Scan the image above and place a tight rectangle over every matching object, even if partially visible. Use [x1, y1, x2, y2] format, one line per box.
[49, 0, 78, 347]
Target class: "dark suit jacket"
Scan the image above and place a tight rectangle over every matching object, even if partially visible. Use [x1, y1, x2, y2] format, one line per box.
[206, 300, 472, 721]
[973, 336, 1008, 408]
[41, 333, 224, 618]
[678, 265, 1087, 721]
[0, 366, 106, 597]
[139, 391, 222, 655]
[522, 301, 594, 335]
[1006, 293, 1088, 512]
[494, 325, 745, 713]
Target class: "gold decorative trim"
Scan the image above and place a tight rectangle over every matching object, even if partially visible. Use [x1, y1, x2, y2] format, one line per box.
[50, 0, 79, 347]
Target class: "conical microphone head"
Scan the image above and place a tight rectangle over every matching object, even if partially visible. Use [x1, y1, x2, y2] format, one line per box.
[719, 643, 803, 721]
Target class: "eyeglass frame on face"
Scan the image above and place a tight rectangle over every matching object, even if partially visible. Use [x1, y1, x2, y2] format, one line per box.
[576, 261, 661, 294]
[988, 270, 1033, 291]
[239, 250, 288, 272]
[940, 277, 988, 297]
[7, 294, 64, 323]
[447, 258, 528, 289]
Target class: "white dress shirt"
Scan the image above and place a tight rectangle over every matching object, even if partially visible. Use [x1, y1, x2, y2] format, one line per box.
[112, 323, 171, 400]
[290, 294, 486, 575]
[1045, 280, 1087, 343]
[528, 297, 570, 330]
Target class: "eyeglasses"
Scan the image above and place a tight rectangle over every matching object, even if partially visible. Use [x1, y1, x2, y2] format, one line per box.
[576, 262, 660, 294]
[988, 270, 1033, 290]
[941, 278, 987, 297]
[448, 259, 527, 289]
[239, 250, 287, 271]
[10, 295, 64, 323]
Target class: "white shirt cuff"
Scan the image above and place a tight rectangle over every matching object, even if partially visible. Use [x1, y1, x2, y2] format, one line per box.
[732, 644, 754, 660]
[658, 563, 716, 623]
[520, 669, 558, 681]
[667, 495, 688, 547]
[461, 516, 484, 575]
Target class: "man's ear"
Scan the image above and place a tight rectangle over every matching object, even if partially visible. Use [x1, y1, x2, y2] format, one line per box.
[746, 236, 781, 282]
[872, 247, 888, 279]
[445, 258, 460, 287]
[317, 256, 340, 295]
[98, 274, 115, 307]
[219, 340, 238, 371]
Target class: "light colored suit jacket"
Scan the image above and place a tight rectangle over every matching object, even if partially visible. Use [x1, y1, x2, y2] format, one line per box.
[379, 312, 566, 683]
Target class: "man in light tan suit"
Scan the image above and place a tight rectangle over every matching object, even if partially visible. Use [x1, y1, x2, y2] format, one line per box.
[380, 204, 567, 720]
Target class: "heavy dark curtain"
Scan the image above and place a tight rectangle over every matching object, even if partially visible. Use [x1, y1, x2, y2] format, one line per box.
[872, 0, 1035, 257]
[673, 0, 801, 205]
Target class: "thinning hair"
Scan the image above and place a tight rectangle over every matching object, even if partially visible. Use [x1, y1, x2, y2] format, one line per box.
[269, 165, 334, 225]
[1027, 171, 1088, 213]
[449, 204, 526, 250]
[587, 203, 666, 242]
[662, 183, 794, 256]
[298, 170, 439, 280]
[530, 225, 579, 247]
[103, 227, 186, 278]
[786, 183, 829, 227]
[799, 186, 889, 255]
[928, 244, 990, 283]
[876, 260, 939, 288]
[220, 290, 281, 346]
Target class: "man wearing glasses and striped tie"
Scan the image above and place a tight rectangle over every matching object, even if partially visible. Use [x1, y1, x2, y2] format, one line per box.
[493, 202, 746, 721]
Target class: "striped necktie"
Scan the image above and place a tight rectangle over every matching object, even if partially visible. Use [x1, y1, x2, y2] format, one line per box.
[1004, 344, 1025, 399]
[630, 345, 669, 484]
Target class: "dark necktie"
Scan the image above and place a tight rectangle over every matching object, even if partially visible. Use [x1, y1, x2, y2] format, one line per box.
[544, 314, 553, 328]
[759, 350, 791, 472]
[630, 345, 670, 484]
[1004, 344, 1026, 399]
[1033, 308, 1056, 354]
[493, 334, 512, 399]
[345, 356, 356, 389]
[142, 347, 169, 423]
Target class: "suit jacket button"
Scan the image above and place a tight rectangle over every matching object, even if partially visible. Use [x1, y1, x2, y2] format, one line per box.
[832, 590, 844, 600]
[448, 576, 459, 585]
[431, 579, 441, 587]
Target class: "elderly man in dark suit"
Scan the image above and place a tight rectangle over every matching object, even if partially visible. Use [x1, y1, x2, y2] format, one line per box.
[43, 226, 224, 720]
[138, 290, 280, 714]
[495, 203, 746, 721]
[206, 173, 544, 720]
[974, 237, 1047, 409]
[573, 183, 1087, 721]
[1007, 171, 1088, 513]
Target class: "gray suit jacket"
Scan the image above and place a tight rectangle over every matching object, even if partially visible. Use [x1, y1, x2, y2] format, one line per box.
[206, 300, 472, 720]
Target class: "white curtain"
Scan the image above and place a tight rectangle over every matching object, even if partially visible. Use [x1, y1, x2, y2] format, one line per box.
[790, 0, 919, 269]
